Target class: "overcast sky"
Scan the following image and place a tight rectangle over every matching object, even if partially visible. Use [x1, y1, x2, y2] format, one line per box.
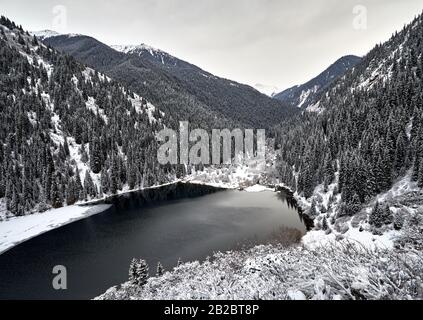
[1, 0, 422, 90]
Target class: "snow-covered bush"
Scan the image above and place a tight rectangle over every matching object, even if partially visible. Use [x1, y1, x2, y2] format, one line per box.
[97, 241, 423, 300]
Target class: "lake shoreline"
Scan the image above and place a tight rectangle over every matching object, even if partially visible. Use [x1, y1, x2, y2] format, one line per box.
[0, 180, 303, 257]
[0, 184, 307, 299]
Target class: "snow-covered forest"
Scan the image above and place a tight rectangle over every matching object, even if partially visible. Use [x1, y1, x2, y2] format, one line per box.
[0, 16, 187, 219]
[1, 7, 423, 301]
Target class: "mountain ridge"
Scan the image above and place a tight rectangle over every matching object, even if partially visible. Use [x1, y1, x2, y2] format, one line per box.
[0, 16, 181, 217]
[39, 33, 299, 129]
[274, 55, 362, 109]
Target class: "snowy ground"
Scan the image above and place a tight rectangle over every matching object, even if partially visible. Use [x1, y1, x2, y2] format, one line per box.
[0, 204, 111, 255]
[97, 240, 423, 300]
[301, 173, 422, 250]
[185, 163, 265, 190]
[183, 146, 277, 190]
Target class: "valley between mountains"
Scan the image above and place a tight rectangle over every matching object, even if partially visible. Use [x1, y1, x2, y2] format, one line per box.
[0, 11, 423, 300]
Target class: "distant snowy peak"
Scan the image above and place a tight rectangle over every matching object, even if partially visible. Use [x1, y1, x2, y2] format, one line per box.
[31, 30, 83, 41]
[112, 44, 162, 56]
[112, 44, 177, 66]
[253, 84, 281, 97]
[31, 30, 61, 40]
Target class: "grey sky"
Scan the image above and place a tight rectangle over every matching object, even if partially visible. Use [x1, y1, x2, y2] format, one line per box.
[1, 0, 422, 90]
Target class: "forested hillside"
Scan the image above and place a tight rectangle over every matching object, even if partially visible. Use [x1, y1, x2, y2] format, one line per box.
[112, 43, 296, 128]
[42, 35, 299, 129]
[0, 16, 180, 217]
[275, 13, 423, 217]
[274, 55, 362, 109]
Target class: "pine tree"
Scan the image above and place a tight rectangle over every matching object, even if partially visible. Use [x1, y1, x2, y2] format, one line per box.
[369, 202, 383, 228]
[156, 262, 165, 277]
[381, 204, 393, 225]
[322, 216, 329, 231]
[83, 171, 97, 199]
[309, 199, 318, 217]
[100, 169, 110, 195]
[31, 35, 38, 46]
[110, 158, 119, 194]
[128, 258, 139, 285]
[136, 259, 149, 287]
[66, 179, 76, 205]
[10, 189, 19, 215]
[74, 169, 83, 201]
[50, 176, 62, 209]
[63, 136, 70, 158]
[393, 131, 407, 176]
[345, 193, 362, 216]
[393, 210, 405, 230]
[369, 202, 393, 228]
[90, 138, 102, 174]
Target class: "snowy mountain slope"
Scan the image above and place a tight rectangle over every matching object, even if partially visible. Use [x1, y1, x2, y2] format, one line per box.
[274, 55, 362, 109]
[274, 11, 423, 248]
[41, 35, 299, 129]
[112, 44, 181, 67]
[30, 30, 61, 40]
[39, 34, 238, 129]
[0, 16, 176, 218]
[307, 17, 423, 114]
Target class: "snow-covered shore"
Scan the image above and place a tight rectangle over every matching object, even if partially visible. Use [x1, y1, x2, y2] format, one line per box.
[97, 240, 423, 300]
[0, 180, 186, 255]
[0, 177, 274, 256]
[0, 204, 111, 255]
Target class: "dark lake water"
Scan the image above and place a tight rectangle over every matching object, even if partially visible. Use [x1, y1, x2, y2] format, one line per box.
[0, 183, 308, 300]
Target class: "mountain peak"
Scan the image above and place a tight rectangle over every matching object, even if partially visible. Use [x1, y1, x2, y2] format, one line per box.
[31, 30, 83, 41]
[30, 30, 61, 40]
[253, 84, 281, 97]
[273, 55, 362, 109]
[112, 44, 164, 56]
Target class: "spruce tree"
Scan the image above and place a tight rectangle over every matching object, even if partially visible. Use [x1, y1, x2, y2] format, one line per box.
[393, 210, 405, 230]
[309, 199, 318, 217]
[50, 177, 62, 209]
[345, 193, 362, 216]
[90, 138, 102, 174]
[156, 262, 165, 277]
[369, 202, 393, 227]
[381, 204, 393, 225]
[369, 202, 383, 228]
[128, 259, 139, 285]
[136, 259, 149, 287]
